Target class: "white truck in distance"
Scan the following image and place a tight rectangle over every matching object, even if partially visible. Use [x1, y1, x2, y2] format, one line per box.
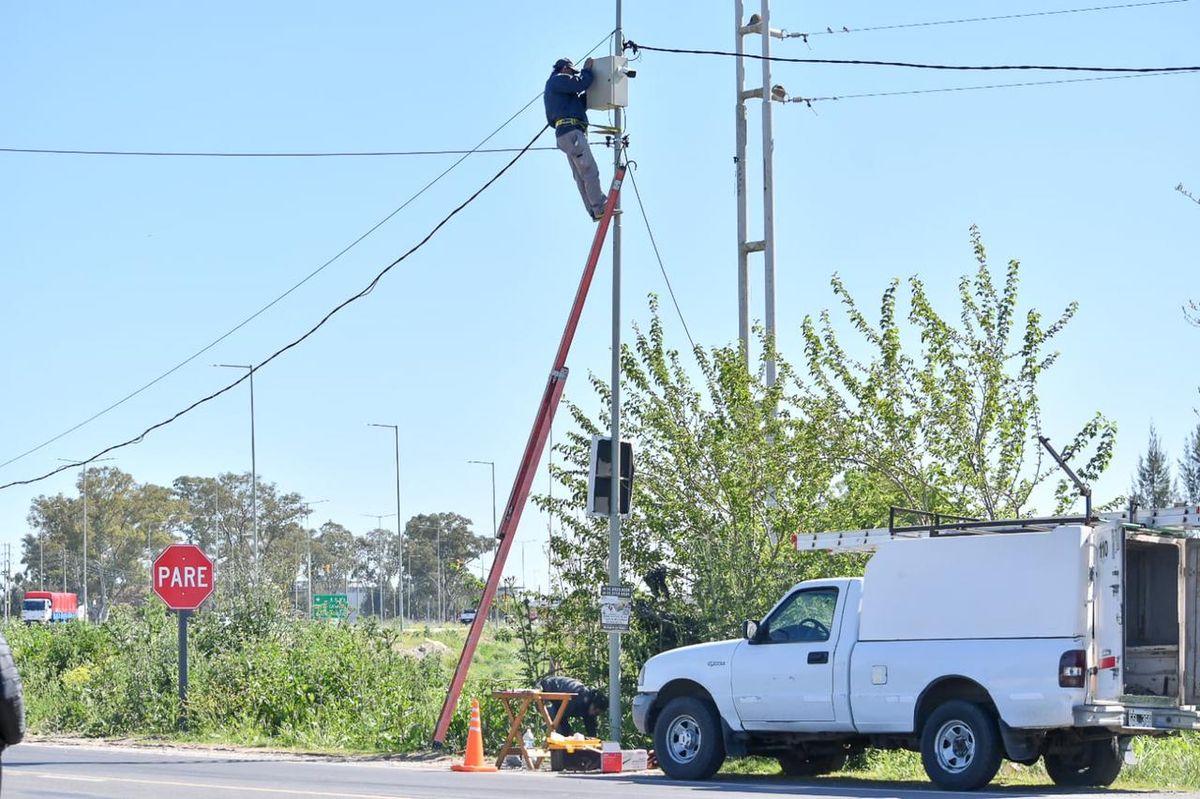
[632, 509, 1200, 790]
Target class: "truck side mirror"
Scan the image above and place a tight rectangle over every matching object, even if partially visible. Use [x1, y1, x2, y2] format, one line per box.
[742, 619, 759, 642]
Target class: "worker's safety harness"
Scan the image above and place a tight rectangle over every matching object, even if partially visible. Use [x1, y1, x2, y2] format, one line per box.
[555, 118, 622, 137]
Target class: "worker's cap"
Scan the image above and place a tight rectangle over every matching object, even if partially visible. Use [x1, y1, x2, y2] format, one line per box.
[587, 689, 609, 711]
[552, 57, 576, 73]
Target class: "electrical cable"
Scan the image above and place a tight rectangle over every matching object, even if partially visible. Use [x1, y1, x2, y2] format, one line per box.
[625, 165, 697, 354]
[623, 41, 1200, 73]
[794, 69, 1194, 103]
[0, 146, 563, 158]
[0, 31, 615, 473]
[0, 124, 550, 492]
[796, 0, 1189, 38]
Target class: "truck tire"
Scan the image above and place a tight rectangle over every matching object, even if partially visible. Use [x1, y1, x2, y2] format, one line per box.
[919, 700, 1002, 791]
[1044, 737, 1123, 787]
[652, 695, 725, 780]
[778, 750, 847, 777]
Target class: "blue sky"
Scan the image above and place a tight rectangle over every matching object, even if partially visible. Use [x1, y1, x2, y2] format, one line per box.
[2, 1, 1198, 594]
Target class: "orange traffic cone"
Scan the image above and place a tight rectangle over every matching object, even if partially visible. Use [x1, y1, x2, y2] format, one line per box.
[450, 698, 498, 772]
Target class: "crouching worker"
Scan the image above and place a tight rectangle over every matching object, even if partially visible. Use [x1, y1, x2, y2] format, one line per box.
[536, 674, 607, 737]
[543, 57, 608, 221]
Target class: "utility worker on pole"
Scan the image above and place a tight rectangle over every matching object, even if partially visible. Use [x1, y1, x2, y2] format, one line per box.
[544, 57, 608, 221]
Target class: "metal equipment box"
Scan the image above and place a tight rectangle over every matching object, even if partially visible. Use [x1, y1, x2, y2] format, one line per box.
[586, 56, 629, 111]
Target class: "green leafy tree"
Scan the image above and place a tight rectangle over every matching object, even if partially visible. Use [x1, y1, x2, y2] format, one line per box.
[353, 525, 404, 618]
[1131, 425, 1175, 509]
[402, 513, 490, 622]
[540, 300, 860, 696]
[170, 473, 307, 600]
[312, 521, 358, 593]
[23, 467, 181, 617]
[802, 227, 1116, 519]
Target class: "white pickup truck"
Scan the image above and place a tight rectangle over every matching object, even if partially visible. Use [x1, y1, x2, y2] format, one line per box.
[632, 512, 1200, 790]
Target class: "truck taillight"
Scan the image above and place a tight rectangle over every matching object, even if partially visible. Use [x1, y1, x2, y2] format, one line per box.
[1059, 650, 1087, 688]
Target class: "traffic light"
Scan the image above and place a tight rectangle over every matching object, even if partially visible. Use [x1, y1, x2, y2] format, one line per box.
[587, 435, 633, 518]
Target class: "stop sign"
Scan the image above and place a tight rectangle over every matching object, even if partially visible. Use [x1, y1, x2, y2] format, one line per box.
[152, 544, 215, 610]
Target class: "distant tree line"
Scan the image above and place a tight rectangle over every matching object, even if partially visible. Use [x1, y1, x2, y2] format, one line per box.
[20, 472, 491, 622]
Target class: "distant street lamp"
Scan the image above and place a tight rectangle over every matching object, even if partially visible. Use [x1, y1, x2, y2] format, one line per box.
[304, 499, 329, 618]
[368, 423, 404, 629]
[362, 513, 396, 618]
[467, 460, 497, 581]
[58, 456, 114, 620]
[411, 522, 445, 623]
[213, 363, 259, 580]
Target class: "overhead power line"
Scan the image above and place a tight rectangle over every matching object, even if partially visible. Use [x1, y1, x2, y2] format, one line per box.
[0, 124, 550, 492]
[796, 0, 1189, 38]
[0, 104, 541, 470]
[0, 30, 615, 473]
[623, 41, 1200, 73]
[793, 69, 1196, 104]
[625, 164, 697, 354]
[0, 145, 561, 158]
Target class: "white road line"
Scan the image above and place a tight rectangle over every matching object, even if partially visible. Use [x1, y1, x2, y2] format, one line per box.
[17, 769, 415, 798]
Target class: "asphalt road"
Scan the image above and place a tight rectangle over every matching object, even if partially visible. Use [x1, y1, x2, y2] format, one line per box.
[0, 743, 1184, 799]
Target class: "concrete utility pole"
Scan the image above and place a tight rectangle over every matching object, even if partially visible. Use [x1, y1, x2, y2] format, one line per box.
[60, 456, 113, 621]
[734, 0, 751, 361]
[370, 423, 405, 629]
[214, 364, 259, 580]
[734, 0, 782, 385]
[609, 0, 625, 744]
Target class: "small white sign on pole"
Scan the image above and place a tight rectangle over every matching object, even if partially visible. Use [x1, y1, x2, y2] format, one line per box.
[600, 584, 632, 632]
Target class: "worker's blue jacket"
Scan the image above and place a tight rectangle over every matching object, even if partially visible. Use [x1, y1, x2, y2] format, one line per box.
[544, 68, 594, 135]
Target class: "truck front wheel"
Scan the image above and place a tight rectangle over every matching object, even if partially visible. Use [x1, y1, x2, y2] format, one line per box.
[1044, 737, 1123, 787]
[919, 700, 1003, 791]
[652, 695, 726, 780]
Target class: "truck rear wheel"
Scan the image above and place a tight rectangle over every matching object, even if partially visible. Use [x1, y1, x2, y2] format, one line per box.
[919, 700, 1003, 791]
[652, 695, 725, 780]
[1044, 737, 1123, 787]
[778, 750, 847, 777]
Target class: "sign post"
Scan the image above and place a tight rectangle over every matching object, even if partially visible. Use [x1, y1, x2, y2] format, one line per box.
[152, 544, 215, 731]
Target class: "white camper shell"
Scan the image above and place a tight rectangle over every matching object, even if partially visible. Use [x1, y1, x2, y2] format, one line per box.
[797, 509, 1200, 725]
[633, 508, 1200, 790]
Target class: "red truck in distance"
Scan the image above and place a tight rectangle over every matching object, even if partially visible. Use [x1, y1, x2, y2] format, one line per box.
[22, 591, 84, 623]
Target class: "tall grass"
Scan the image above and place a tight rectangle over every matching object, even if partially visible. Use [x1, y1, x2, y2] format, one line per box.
[6, 601, 521, 753]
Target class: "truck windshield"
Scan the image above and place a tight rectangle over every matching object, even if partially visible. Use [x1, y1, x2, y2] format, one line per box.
[764, 587, 838, 643]
[23, 600, 49, 611]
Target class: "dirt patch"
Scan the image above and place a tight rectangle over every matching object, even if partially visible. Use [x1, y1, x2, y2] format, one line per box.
[400, 639, 452, 659]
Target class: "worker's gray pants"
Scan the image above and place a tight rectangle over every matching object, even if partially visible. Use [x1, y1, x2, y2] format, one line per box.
[556, 128, 607, 219]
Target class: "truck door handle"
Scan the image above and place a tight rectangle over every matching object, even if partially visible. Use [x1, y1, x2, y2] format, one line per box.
[808, 651, 829, 664]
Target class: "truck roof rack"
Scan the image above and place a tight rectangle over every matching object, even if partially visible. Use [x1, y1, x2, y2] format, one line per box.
[794, 507, 1090, 552]
[795, 505, 1200, 553]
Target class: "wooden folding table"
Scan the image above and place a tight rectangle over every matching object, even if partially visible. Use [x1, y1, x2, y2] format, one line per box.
[491, 689, 576, 769]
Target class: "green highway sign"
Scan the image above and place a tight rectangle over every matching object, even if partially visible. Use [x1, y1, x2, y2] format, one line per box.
[312, 594, 350, 621]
